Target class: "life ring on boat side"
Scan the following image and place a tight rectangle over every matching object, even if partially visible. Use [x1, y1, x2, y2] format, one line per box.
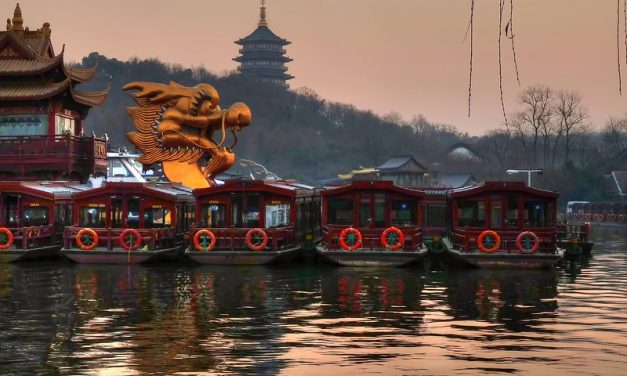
[619, 214, 625, 222]
[119, 228, 142, 251]
[76, 228, 98, 251]
[380, 227, 404, 250]
[0, 227, 14, 250]
[339, 227, 362, 251]
[245, 228, 268, 251]
[515, 231, 539, 254]
[608, 214, 616, 221]
[477, 230, 501, 253]
[193, 229, 216, 252]
[584, 213, 591, 221]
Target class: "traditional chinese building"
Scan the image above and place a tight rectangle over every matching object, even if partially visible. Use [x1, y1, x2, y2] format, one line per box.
[233, 0, 293, 88]
[0, 3, 109, 181]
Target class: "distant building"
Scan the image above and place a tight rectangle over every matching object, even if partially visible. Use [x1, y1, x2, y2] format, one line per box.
[233, 0, 293, 88]
[0, 3, 109, 180]
[604, 171, 627, 200]
[335, 156, 429, 187]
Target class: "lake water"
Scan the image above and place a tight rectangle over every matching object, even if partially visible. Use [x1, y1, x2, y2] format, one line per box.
[0, 227, 626, 375]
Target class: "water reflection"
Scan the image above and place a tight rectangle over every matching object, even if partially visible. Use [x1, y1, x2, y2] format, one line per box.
[0, 226, 625, 375]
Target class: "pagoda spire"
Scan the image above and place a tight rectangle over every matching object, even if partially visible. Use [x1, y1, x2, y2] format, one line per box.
[11, 3, 23, 32]
[258, 0, 267, 27]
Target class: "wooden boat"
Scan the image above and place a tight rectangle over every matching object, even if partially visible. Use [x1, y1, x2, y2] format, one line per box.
[186, 179, 320, 265]
[557, 222, 594, 258]
[447, 182, 563, 269]
[316, 181, 428, 267]
[0, 181, 80, 262]
[61, 182, 194, 264]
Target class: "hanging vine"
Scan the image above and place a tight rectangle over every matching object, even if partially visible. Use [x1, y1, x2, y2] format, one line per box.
[618, 0, 623, 95]
[506, 0, 521, 85]
[498, 0, 509, 129]
[467, 0, 475, 117]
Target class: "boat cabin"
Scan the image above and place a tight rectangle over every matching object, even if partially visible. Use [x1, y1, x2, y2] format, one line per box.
[0, 181, 80, 250]
[192, 179, 320, 251]
[64, 182, 194, 250]
[450, 182, 558, 252]
[320, 181, 425, 251]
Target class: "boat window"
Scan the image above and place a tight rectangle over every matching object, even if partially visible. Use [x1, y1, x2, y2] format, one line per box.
[231, 195, 243, 227]
[23, 206, 48, 226]
[145, 207, 172, 228]
[425, 203, 446, 227]
[359, 195, 371, 227]
[506, 197, 519, 227]
[245, 194, 260, 227]
[54, 204, 71, 229]
[374, 194, 386, 227]
[457, 200, 485, 227]
[186, 204, 195, 228]
[524, 201, 549, 227]
[127, 198, 140, 229]
[391, 199, 417, 226]
[4, 196, 17, 227]
[266, 203, 290, 227]
[79, 206, 106, 227]
[491, 202, 503, 228]
[202, 204, 227, 228]
[328, 197, 353, 225]
[111, 199, 123, 228]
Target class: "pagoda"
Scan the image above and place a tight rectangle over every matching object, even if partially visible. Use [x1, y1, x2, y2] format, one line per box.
[233, 0, 293, 88]
[0, 3, 109, 181]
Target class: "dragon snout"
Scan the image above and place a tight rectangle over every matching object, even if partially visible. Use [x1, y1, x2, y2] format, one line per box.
[227, 102, 252, 127]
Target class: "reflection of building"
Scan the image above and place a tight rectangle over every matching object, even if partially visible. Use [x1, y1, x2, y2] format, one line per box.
[0, 4, 109, 180]
[233, 0, 293, 87]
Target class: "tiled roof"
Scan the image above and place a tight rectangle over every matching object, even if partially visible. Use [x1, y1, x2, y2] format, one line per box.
[71, 84, 110, 106]
[0, 53, 62, 75]
[65, 65, 97, 82]
[612, 171, 627, 196]
[235, 26, 290, 45]
[0, 78, 70, 100]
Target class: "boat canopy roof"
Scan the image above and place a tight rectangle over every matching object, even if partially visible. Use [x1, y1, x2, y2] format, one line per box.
[194, 179, 318, 199]
[450, 181, 558, 199]
[321, 180, 424, 198]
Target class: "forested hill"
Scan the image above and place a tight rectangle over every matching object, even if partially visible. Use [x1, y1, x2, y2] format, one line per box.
[79, 52, 464, 183]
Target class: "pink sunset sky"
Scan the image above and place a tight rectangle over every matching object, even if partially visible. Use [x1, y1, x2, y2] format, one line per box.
[7, 0, 626, 135]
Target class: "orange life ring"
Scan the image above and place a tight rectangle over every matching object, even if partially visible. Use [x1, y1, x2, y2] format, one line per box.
[76, 228, 98, 251]
[0, 227, 14, 250]
[119, 228, 142, 251]
[516, 231, 539, 253]
[339, 227, 362, 251]
[245, 228, 268, 251]
[584, 213, 591, 221]
[193, 229, 216, 252]
[608, 214, 616, 221]
[477, 230, 501, 253]
[619, 214, 625, 222]
[380, 227, 404, 250]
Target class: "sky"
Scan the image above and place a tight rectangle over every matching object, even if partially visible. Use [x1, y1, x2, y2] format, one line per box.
[7, 0, 626, 135]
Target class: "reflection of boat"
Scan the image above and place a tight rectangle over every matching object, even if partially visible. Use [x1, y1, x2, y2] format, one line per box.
[186, 179, 320, 265]
[61, 182, 194, 264]
[0, 182, 80, 262]
[446, 268, 559, 329]
[316, 181, 428, 267]
[447, 182, 563, 269]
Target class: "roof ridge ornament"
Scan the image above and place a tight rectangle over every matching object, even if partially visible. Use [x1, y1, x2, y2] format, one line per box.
[12, 3, 23, 32]
[259, 0, 268, 27]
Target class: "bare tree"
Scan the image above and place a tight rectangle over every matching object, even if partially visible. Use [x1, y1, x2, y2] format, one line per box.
[554, 90, 588, 166]
[602, 116, 627, 157]
[516, 85, 554, 168]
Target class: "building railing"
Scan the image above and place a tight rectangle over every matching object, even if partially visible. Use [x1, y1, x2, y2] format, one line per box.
[188, 226, 295, 252]
[0, 135, 106, 160]
[321, 225, 423, 251]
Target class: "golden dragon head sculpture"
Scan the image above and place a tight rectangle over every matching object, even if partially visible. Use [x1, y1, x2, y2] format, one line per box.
[124, 81, 251, 188]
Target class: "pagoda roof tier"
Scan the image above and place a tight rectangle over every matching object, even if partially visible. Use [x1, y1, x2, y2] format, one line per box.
[236, 67, 294, 80]
[235, 26, 290, 46]
[70, 84, 110, 106]
[233, 53, 292, 63]
[64, 65, 98, 83]
[0, 78, 71, 100]
[0, 52, 62, 75]
[0, 78, 109, 106]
